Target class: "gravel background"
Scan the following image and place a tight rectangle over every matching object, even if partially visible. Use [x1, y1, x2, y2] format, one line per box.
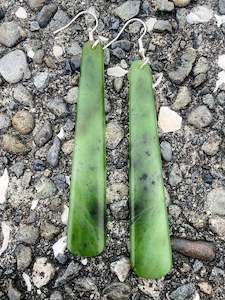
[1, 0, 225, 299]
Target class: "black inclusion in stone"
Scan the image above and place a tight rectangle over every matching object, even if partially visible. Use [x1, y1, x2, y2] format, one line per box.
[140, 173, 148, 181]
[0, 8, 5, 20]
[33, 159, 46, 171]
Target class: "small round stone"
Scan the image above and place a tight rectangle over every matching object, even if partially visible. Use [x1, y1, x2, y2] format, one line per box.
[53, 45, 64, 58]
[16, 244, 32, 271]
[32, 257, 55, 288]
[188, 105, 212, 129]
[172, 0, 191, 7]
[0, 113, 11, 130]
[12, 110, 34, 134]
[160, 141, 172, 162]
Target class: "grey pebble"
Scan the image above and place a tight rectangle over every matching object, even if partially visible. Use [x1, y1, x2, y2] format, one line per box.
[13, 85, 34, 107]
[27, 0, 45, 10]
[172, 86, 192, 110]
[153, 20, 172, 33]
[33, 159, 46, 171]
[193, 57, 209, 76]
[112, 48, 126, 59]
[106, 122, 124, 149]
[34, 121, 53, 147]
[36, 4, 58, 28]
[30, 21, 40, 31]
[110, 200, 129, 220]
[33, 71, 49, 91]
[209, 216, 225, 238]
[0, 50, 30, 83]
[16, 244, 32, 271]
[192, 73, 207, 88]
[63, 119, 75, 132]
[202, 94, 215, 109]
[67, 42, 82, 56]
[104, 48, 111, 65]
[103, 282, 131, 300]
[16, 224, 39, 245]
[188, 105, 212, 128]
[50, 291, 63, 300]
[40, 221, 59, 240]
[111, 40, 131, 51]
[0, 113, 11, 131]
[114, 1, 140, 21]
[219, 0, 225, 15]
[170, 283, 195, 300]
[33, 49, 45, 64]
[128, 21, 142, 33]
[8, 282, 21, 300]
[169, 163, 182, 186]
[65, 86, 79, 104]
[54, 261, 81, 287]
[0, 21, 26, 47]
[49, 9, 70, 32]
[156, 0, 174, 12]
[52, 174, 68, 191]
[47, 136, 61, 167]
[202, 133, 221, 156]
[35, 178, 57, 199]
[216, 92, 225, 105]
[206, 187, 225, 216]
[160, 141, 172, 162]
[114, 78, 123, 92]
[47, 97, 69, 117]
[176, 8, 188, 29]
[10, 161, 25, 178]
[168, 48, 196, 84]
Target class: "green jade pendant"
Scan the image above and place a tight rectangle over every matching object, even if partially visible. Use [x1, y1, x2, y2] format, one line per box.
[68, 42, 106, 257]
[129, 61, 172, 279]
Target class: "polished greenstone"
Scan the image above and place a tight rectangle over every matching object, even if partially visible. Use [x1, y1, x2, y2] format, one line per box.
[129, 61, 172, 279]
[68, 42, 106, 257]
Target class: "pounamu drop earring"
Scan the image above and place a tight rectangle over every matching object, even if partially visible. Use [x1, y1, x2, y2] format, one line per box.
[104, 19, 172, 279]
[55, 11, 106, 257]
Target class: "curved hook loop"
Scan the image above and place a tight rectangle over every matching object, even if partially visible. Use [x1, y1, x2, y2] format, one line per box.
[54, 10, 98, 42]
[103, 18, 147, 60]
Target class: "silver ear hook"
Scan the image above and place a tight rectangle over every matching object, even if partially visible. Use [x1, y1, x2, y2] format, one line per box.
[54, 10, 99, 45]
[103, 18, 149, 66]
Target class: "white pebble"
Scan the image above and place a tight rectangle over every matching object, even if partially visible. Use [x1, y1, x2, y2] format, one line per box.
[53, 45, 64, 58]
[158, 106, 182, 133]
[0, 222, 10, 256]
[218, 55, 225, 70]
[27, 49, 35, 59]
[145, 17, 157, 32]
[31, 199, 39, 210]
[0, 168, 9, 204]
[81, 258, 88, 265]
[186, 6, 213, 24]
[15, 7, 27, 19]
[52, 236, 67, 258]
[22, 273, 32, 292]
[110, 257, 130, 282]
[61, 205, 69, 225]
[107, 66, 128, 77]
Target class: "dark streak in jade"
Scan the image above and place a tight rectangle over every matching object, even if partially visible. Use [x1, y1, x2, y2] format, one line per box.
[129, 61, 172, 279]
[68, 42, 106, 257]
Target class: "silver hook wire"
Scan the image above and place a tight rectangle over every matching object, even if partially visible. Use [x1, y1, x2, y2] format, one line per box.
[103, 18, 148, 62]
[53, 10, 99, 43]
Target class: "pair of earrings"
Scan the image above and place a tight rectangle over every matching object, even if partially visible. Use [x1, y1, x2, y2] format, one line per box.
[55, 11, 172, 279]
